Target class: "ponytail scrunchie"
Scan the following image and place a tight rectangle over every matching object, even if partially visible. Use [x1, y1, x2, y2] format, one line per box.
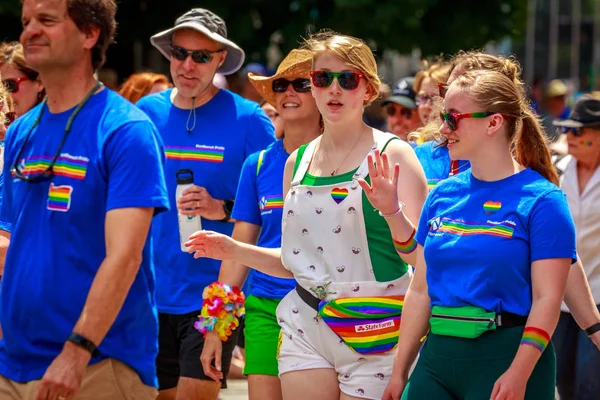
[194, 282, 245, 341]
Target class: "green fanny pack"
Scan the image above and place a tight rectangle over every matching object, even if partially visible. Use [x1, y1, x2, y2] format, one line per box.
[430, 305, 497, 339]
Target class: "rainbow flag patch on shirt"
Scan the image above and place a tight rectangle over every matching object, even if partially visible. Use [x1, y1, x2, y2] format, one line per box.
[483, 201, 502, 215]
[47, 183, 73, 212]
[165, 145, 224, 163]
[17, 156, 88, 180]
[435, 217, 514, 239]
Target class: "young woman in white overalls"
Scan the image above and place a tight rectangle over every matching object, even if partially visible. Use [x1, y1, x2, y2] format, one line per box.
[185, 32, 428, 400]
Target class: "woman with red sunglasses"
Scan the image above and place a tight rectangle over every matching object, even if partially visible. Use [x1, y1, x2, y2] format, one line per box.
[384, 68, 577, 400]
[0, 42, 44, 117]
[185, 31, 428, 400]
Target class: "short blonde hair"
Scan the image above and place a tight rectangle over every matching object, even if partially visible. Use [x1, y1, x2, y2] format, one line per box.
[413, 60, 452, 93]
[303, 30, 381, 106]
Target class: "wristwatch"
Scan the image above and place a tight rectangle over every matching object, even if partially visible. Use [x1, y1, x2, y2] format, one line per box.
[68, 332, 99, 357]
[221, 200, 234, 222]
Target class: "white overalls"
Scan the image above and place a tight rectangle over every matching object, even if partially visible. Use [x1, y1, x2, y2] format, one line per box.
[277, 132, 412, 399]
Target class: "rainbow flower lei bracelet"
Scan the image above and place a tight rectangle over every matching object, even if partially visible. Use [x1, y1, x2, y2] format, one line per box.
[194, 282, 245, 341]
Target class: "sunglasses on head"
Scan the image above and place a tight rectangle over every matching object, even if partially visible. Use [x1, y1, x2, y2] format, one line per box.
[560, 126, 583, 136]
[440, 111, 496, 131]
[272, 78, 311, 93]
[438, 83, 449, 99]
[385, 103, 413, 119]
[3, 77, 30, 93]
[170, 45, 224, 64]
[310, 71, 363, 91]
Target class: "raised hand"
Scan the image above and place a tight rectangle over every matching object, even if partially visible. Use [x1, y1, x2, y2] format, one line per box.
[357, 149, 401, 215]
[185, 230, 239, 261]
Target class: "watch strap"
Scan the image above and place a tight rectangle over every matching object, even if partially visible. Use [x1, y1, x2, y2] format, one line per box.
[220, 200, 234, 222]
[585, 322, 600, 336]
[68, 332, 99, 357]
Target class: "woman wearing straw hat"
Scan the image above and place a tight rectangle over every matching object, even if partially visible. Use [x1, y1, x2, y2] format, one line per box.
[198, 48, 321, 400]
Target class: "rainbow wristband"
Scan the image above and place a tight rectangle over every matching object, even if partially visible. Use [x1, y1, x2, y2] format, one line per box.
[520, 326, 550, 353]
[194, 282, 245, 341]
[393, 228, 417, 254]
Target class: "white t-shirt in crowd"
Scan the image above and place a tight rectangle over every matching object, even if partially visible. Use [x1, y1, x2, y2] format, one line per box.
[560, 155, 600, 312]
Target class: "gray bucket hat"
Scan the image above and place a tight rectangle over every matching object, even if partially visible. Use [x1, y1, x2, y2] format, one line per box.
[150, 8, 245, 76]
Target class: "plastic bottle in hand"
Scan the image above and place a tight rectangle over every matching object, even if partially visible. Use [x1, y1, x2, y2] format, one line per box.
[176, 169, 202, 252]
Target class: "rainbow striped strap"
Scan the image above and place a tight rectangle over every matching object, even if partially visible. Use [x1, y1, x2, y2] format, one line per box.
[393, 228, 417, 254]
[194, 282, 245, 341]
[520, 326, 550, 353]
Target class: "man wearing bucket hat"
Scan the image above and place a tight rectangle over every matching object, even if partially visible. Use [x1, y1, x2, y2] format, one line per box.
[381, 77, 421, 145]
[552, 95, 600, 400]
[197, 48, 321, 400]
[137, 8, 274, 400]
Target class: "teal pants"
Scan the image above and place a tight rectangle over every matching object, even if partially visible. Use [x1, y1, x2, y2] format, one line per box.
[402, 327, 555, 400]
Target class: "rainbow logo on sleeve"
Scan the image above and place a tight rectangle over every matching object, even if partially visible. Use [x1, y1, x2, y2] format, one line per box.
[483, 201, 502, 215]
[17, 156, 88, 180]
[165, 145, 224, 163]
[436, 217, 514, 239]
[47, 183, 73, 212]
[427, 179, 442, 190]
[259, 195, 284, 211]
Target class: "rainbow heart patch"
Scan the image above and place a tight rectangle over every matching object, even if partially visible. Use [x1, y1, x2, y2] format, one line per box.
[483, 201, 501, 215]
[331, 188, 349, 204]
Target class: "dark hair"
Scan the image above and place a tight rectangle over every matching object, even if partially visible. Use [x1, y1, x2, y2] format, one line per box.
[67, 0, 117, 71]
[0, 41, 38, 80]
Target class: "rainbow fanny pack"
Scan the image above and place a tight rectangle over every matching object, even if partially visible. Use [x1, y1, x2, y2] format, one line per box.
[318, 296, 404, 355]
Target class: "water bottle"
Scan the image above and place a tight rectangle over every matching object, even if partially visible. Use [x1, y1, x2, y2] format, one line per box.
[176, 169, 202, 252]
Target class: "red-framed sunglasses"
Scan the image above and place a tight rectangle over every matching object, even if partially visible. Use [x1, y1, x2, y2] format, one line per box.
[438, 83, 449, 99]
[440, 111, 496, 131]
[3, 77, 30, 93]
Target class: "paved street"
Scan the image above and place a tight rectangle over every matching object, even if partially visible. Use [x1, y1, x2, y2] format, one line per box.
[220, 379, 249, 400]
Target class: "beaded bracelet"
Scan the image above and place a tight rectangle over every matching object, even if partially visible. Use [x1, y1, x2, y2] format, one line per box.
[520, 326, 550, 353]
[393, 228, 417, 254]
[194, 282, 245, 341]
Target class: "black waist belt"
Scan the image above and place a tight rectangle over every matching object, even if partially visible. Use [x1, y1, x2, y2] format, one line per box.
[296, 284, 321, 311]
[296, 284, 527, 327]
[496, 312, 528, 328]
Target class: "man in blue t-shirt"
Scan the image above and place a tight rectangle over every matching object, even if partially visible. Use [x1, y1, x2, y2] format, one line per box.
[138, 8, 274, 400]
[0, 1, 169, 399]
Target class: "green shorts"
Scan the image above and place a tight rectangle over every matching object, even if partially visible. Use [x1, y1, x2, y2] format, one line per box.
[243, 295, 282, 376]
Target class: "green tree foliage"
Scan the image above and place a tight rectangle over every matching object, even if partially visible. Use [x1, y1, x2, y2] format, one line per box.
[0, 0, 527, 62]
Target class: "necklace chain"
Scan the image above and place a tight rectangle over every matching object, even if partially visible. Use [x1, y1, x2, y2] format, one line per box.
[323, 131, 365, 176]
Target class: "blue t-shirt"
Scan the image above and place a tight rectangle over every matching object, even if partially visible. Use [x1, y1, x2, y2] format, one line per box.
[232, 140, 295, 299]
[0, 89, 169, 386]
[414, 141, 470, 190]
[137, 89, 275, 314]
[0, 141, 10, 233]
[416, 168, 576, 316]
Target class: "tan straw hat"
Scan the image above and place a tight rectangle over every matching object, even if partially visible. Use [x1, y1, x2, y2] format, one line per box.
[248, 49, 313, 107]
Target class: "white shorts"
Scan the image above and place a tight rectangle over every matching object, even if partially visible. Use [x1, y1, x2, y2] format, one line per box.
[276, 289, 394, 399]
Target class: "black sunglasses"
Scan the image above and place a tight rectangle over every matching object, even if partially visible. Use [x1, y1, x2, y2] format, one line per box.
[310, 71, 363, 91]
[272, 78, 311, 93]
[170, 45, 224, 64]
[385, 104, 413, 119]
[560, 126, 583, 136]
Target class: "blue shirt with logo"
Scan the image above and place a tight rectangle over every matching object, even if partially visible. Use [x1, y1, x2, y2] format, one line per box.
[137, 89, 275, 314]
[416, 168, 576, 316]
[414, 141, 470, 190]
[232, 140, 295, 299]
[0, 89, 169, 386]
